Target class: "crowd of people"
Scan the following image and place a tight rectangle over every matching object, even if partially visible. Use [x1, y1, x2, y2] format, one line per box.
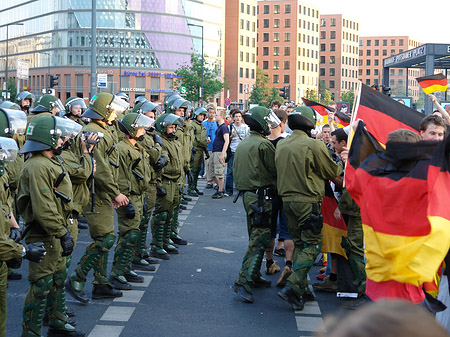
[0, 88, 449, 337]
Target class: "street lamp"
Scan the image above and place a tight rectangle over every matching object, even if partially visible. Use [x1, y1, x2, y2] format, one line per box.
[4, 22, 24, 100]
[187, 23, 204, 106]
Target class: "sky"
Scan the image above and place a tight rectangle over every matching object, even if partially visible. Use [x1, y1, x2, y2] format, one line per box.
[317, 0, 449, 44]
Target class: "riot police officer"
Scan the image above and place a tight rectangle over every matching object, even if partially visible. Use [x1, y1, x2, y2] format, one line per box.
[15, 91, 35, 114]
[64, 97, 87, 125]
[27, 94, 64, 125]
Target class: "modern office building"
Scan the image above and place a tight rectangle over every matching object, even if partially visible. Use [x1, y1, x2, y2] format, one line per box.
[225, 0, 257, 108]
[319, 14, 359, 101]
[359, 36, 423, 100]
[257, 0, 320, 103]
[0, 0, 226, 104]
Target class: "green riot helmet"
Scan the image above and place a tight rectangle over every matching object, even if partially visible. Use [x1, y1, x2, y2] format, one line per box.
[118, 112, 155, 139]
[132, 101, 163, 119]
[0, 109, 27, 137]
[193, 107, 207, 121]
[82, 92, 129, 120]
[288, 106, 316, 130]
[116, 92, 130, 103]
[243, 106, 271, 136]
[15, 91, 35, 112]
[134, 96, 148, 106]
[155, 113, 181, 137]
[20, 116, 82, 154]
[168, 98, 189, 118]
[0, 136, 18, 176]
[0, 101, 21, 111]
[65, 97, 87, 116]
[163, 93, 182, 111]
[32, 95, 64, 114]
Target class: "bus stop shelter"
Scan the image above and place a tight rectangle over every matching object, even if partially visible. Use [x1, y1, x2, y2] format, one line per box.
[383, 43, 450, 114]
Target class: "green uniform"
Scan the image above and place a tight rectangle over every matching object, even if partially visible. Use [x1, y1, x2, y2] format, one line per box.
[111, 139, 149, 283]
[233, 131, 277, 294]
[275, 130, 342, 297]
[338, 188, 365, 295]
[151, 132, 182, 255]
[17, 153, 75, 336]
[188, 119, 208, 194]
[70, 121, 120, 291]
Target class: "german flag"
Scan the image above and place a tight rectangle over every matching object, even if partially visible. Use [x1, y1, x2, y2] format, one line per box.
[354, 84, 424, 145]
[346, 123, 450, 294]
[302, 98, 350, 128]
[416, 73, 448, 95]
[321, 182, 348, 257]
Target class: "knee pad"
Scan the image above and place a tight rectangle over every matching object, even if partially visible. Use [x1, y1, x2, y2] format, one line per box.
[95, 233, 116, 251]
[123, 230, 139, 245]
[33, 274, 53, 297]
[52, 268, 67, 287]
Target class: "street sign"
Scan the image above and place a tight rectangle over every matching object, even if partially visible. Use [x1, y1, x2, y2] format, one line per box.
[97, 73, 107, 88]
[17, 60, 29, 80]
[180, 86, 187, 94]
[224, 98, 231, 106]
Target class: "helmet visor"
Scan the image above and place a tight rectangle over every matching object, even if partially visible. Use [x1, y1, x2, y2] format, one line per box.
[53, 99, 65, 114]
[110, 95, 130, 114]
[0, 136, 18, 162]
[265, 110, 282, 129]
[53, 116, 83, 139]
[68, 98, 87, 113]
[133, 114, 155, 130]
[18, 91, 35, 102]
[2, 109, 27, 135]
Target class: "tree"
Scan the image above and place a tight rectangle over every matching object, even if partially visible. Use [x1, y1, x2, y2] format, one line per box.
[1, 78, 17, 102]
[249, 67, 282, 107]
[174, 54, 228, 104]
[304, 88, 320, 102]
[340, 90, 355, 112]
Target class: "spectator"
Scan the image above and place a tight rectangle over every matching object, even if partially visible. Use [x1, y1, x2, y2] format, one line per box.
[203, 105, 218, 189]
[420, 114, 446, 141]
[211, 108, 230, 199]
[427, 94, 450, 124]
[271, 100, 282, 110]
[225, 110, 249, 197]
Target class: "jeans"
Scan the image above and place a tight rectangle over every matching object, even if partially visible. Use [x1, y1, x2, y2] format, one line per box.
[225, 151, 235, 195]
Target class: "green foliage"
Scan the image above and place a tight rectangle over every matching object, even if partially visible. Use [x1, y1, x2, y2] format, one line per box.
[340, 91, 355, 111]
[174, 54, 228, 104]
[318, 80, 333, 105]
[304, 88, 320, 102]
[1, 78, 17, 102]
[249, 67, 282, 107]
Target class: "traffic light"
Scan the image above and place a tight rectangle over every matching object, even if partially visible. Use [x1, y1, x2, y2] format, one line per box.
[382, 85, 391, 96]
[48, 75, 59, 88]
[279, 85, 291, 101]
[371, 84, 379, 91]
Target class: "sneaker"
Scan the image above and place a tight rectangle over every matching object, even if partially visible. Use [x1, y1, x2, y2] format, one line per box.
[274, 248, 285, 257]
[223, 193, 230, 197]
[316, 274, 327, 281]
[312, 276, 337, 292]
[206, 183, 214, 189]
[266, 261, 281, 275]
[212, 191, 224, 199]
[276, 265, 292, 288]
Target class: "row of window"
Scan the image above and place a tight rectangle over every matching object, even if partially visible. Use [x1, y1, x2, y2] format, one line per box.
[239, 35, 256, 47]
[259, 32, 319, 45]
[361, 39, 405, 47]
[259, 18, 319, 32]
[260, 4, 319, 18]
[321, 18, 358, 31]
[240, 19, 256, 32]
[320, 43, 358, 56]
[239, 51, 256, 63]
[239, 67, 256, 79]
[240, 3, 256, 16]
[258, 46, 318, 59]
[259, 60, 318, 73]
[320, 30, 358, 43]
[360, 49, 404, 57]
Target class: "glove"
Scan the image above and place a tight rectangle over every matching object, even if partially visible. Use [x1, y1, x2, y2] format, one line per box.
[24, 242, 46, 263]
[205, 152, 210, 160]
[123, 200, 136, 219]
[187, 171, 194, 186]
[10, 227, 22, 243]
[192, 148, 198, 154]
[153, 156, 168, 172]
[59, 231, 74, 257]
[156, 186, 167, 197]
[153, 133, 163, 146]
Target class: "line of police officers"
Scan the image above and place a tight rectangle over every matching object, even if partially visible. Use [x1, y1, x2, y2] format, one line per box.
[0, 90, 209, 337]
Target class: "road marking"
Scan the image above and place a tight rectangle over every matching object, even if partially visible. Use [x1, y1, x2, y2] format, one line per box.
[132, 275, 153, 287]
[113, 290, 145, 303]
[204, 246, 235, 254]
[88, 325, 124, 337]
[100, 306, 135, 322]
[295, 316, 325, 333]
[179, 215, 188, 221]
[185, 204, 194, 209]
[295, 302, 322, 315]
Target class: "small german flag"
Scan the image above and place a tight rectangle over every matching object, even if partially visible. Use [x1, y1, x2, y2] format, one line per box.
[416, 73, 448, 95]
[302, 98, 350, 127]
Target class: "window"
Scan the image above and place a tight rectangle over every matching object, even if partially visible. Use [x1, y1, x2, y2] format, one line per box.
[390, 69, 395, 76]
[263, 5, 270, 14]
[374, 59, 379, 66]
[330, 31, 336, 39]
[399, 39, 404, 46]
[252, 54, 255, 63]
[263, 19, 269, 28]
[245, 53, 249, 62]
[390, 49, 395, 55]
[375, 39, 379, 46]
[321, 31, 326, 39]
[330, 68, 335, 76]
[273, 47, 279, 56]
[366, 69, 371, 76]
[284, 47, 290, 56]
[241, 3, 244, 13]
[330, 18, 336, 26]
[398, 69, 404, 76]
[253, 6, 256, 16]
[251, 69, 255, 79]
[285, 18, 291, 28]
[240, 35, 244, 45]
[391, 39, 395, 46]
[367, 40, 371, 46]
[246, 21, 250, 30]
[320, 56, 325, 64]
[239, 67, 243, 77]
[374, 69, 379, 76]
[329, 80, 335, 88]
[284, 32, 290, 42]
[240, 51, 243, 61]
[285, 4, 291, 13]
[284, 75, 290, 84]
[246, 37, 249, 46]
[284, 61, 290, 69]
[330, 56, 335, 64]
[320, 44, 326, 52]
[382, 39, 387, 46]
[274, 19, 280, 28]
[262, 61, 268, 70]
[240, 19, 244, 29]
[273, 60, 279, 69]
[262, 47, 269, 56]
[366, 59, 371, 66]
[274, 4, 280, 14]
[382, 49, 387, 56]
[321, 18, 326, 27]
[247, 4, 250, 14]
[239, 83, 243, 94]
[273, 33, 279, 42]
[330, 43, 335, 51]
[374, 49, 379, 56]
[320, 68, 325, 76]
[252, 38, 255, 47]
[273, 74, 279, 83]
[263, 33, 269, 42]
[366, 50, 371, 56]
[245, 68, 249, 78]
[252, 22, 256, 31]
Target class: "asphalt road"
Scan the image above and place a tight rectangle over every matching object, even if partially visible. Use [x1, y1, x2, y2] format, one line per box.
[6, 178, 353, 337]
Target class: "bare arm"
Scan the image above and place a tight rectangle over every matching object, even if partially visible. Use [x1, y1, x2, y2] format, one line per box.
[429, 94, 450, 124]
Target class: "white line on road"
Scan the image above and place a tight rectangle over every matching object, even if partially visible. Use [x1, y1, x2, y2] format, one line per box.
[295, 316, 325, 333]
[88, 325, 124, 337]
[132, 275, 153, 287]
[204, 246, 235, 254]
[295, 302, 322, 315]
[113, 290, 145, 303]
[100, 306, 135, 322]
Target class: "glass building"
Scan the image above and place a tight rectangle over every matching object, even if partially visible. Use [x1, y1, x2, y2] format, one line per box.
[0, 0, 225, 102]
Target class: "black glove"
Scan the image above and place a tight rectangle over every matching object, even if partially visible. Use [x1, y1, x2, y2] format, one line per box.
[24, 242, 46, 263]
[205, 152, 210, 160]
[156, 186, 167, 197]
[59, 232, 74, 257]
[153, 156, 168, 172]
[123, 200, 135, 219]
[187, 171, 194, 186]
[10, 227, 22, 243]
[192, 148, 198, 154]
[6, 258, 21, 269]
[153, 133, 163, 146]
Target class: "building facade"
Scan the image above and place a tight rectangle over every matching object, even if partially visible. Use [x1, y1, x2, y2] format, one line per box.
[319, 14, 359, 101]
[225, 0, 257, 109]
[257, 0, 320, 103]
[359, 36, 423, 100]
[0, 0, 225, 104]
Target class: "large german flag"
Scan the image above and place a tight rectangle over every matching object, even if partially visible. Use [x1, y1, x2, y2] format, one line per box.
[416, 73, 448, 95]
[321, 182, 348, 257]
[302, 98, 350, 128]
[354, 84, 424, 145]
[346, 123, 450, 289]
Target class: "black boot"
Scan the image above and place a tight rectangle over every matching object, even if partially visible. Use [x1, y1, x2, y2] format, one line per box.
[195, 188, 204, 196]
[92, 284, 123, 299]
[277, 286, 304, 310]
[47, 327, 85, 337]
[65, 280, 89, 304]
[232, 284, 254, 303]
